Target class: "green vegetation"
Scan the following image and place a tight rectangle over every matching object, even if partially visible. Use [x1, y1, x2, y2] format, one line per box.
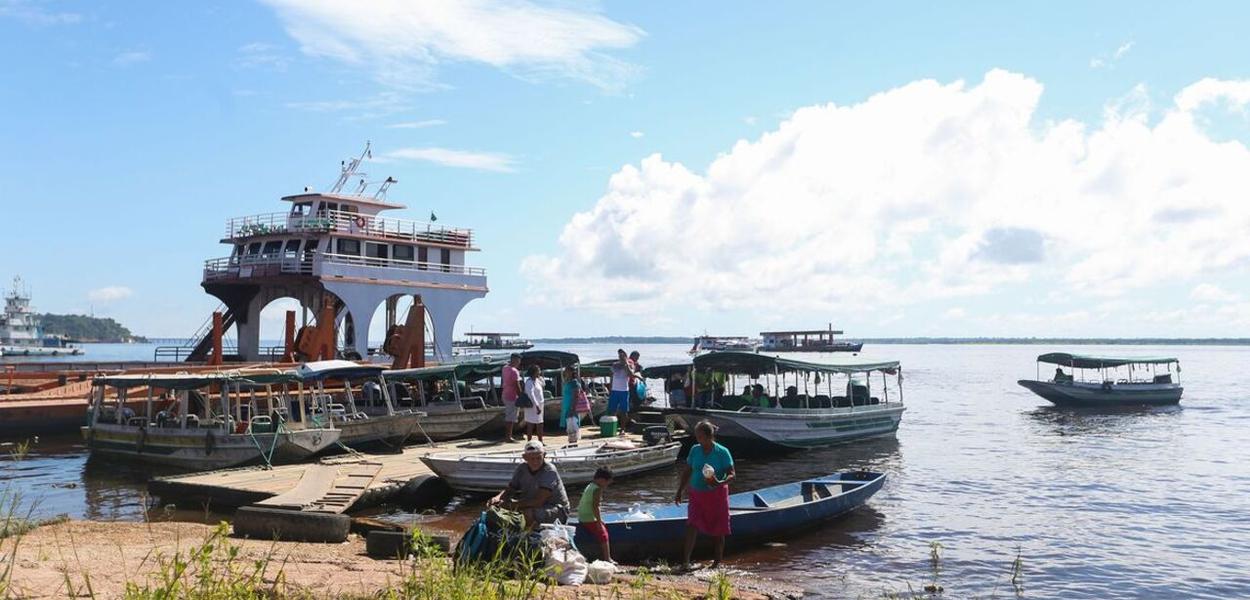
[38, 313, 145, 343]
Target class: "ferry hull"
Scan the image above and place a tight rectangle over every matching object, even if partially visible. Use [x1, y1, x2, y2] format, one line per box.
[664, 404, 904, 451]
[1017, 380, 1183, 407]
[82, 424, 340, 471]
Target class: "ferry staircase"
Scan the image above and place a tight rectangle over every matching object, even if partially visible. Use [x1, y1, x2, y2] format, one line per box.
[183, 304, 238, 362]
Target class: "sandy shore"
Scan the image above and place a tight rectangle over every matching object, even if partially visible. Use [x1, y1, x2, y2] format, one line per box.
[4, 520, 801, 599]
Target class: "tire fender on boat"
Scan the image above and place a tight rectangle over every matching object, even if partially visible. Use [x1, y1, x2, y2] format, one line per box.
[204, 430, 216, 456]
[232, 506, 352, 543]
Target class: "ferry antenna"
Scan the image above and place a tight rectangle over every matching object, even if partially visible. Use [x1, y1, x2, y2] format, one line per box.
[330, 141, 372, 194]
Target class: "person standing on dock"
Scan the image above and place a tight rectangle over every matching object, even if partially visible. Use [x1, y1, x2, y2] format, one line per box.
[521, 364, 546, 442]
[676, 420, 735, 571]
[609, 349, 636, 434]
[501, 354, 524, 442]
[488, 440, 570, 530]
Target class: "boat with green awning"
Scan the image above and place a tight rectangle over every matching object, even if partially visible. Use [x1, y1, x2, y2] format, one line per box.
[1017, 353, 1183, 406]
[655, 351, 905, 451]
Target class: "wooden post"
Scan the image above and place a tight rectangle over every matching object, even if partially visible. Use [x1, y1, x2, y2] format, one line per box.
[317, 301, 337, 361]
[413, 297, 425, 368]
[210, 311, 223, 366]
[282, 310, 296, 363]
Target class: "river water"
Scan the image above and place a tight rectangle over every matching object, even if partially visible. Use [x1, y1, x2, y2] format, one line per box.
[2, 342, 1248, 599]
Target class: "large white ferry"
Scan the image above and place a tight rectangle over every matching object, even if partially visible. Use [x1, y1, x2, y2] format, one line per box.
[0, 276, 84, 357]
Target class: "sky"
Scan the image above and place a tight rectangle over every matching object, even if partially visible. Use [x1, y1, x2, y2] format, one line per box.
[3, 1, 1250, 340]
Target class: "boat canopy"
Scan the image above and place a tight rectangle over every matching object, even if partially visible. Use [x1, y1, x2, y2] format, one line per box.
[384, 359, 505, 382]
[519, 350, 580, 369]
[692, 351, 899, 376]
[295, 360, 385, 381]
[1036, 353, 1179, 369]
[93, 370, 294, 390]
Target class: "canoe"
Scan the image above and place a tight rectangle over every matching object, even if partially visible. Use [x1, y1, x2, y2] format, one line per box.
[421, 439, 681, 493]
[573, 470, 885, 562]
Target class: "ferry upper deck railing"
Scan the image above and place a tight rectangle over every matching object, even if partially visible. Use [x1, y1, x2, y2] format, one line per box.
[224, 210, 473, 248]
[203, 253, 487, 281]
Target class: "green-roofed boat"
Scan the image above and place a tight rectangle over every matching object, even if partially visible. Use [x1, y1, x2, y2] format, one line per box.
[383, 361, 508, 441]
[1017, 353, 1183, 406]
[656, 351, 905, 451]
[82, 370, 341, 471]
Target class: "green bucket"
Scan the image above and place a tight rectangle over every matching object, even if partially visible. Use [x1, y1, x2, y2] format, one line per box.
[599, 415, 619, 437]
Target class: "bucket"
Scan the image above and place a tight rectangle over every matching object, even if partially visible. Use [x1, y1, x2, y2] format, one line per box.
[599, 415, 619, 437]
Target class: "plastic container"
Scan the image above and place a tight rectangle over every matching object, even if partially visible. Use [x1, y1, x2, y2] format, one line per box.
[599, 415, 619, 437]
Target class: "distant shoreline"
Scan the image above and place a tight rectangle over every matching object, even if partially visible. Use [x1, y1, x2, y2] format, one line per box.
[531, 336, 1250, 346]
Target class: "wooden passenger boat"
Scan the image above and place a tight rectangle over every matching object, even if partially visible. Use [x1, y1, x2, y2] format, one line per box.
[573, 470, 885, 561]
[421, 438, 681, 493]
[384, 363, 506, 441]
[1017, 353, 1183, 407]
[295, 360, 425, 449]
[656, 352, 905, 451]
[81, 371, 340, 471]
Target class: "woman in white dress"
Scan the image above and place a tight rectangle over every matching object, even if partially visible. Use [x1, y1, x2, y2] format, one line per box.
[522, 364, 545, 442]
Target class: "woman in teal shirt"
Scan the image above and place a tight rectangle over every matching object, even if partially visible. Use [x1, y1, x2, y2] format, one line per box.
[674, 420, 735, 570]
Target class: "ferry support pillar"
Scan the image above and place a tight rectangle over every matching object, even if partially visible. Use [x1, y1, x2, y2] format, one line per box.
[210, 312, 223, 366]
[281, 310, 296, 363]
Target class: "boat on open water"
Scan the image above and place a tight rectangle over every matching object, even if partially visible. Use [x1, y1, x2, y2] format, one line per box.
[573, 470, 885, 561]
[657, 351, 905, 451]
[1017, 353, 1183, 406]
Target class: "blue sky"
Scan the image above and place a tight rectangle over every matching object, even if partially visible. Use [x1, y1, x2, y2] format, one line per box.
[3, 1, 1250, 339]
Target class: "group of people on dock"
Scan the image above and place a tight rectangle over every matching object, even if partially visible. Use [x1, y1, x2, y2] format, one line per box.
[488, 419, 736, 570]
[497, 349, 647, 444]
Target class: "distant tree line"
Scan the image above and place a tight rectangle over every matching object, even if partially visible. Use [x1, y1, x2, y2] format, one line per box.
[38, 313, 146, 343]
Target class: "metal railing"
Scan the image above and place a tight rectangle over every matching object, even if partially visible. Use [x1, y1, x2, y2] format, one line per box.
[224, 211, 473, 248]
[154, 345, 286, 362]
[203, 252, 486, 281]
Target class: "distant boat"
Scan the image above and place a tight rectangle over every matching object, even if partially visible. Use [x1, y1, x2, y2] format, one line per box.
[453, 332, 533, 351]
[573, 470, 885, 562]
[689, 335, 759, 355]
[1, 276, 84, 357]
[759, 324, 861, 353]
[1017, 353, 1183, 406]
[656, 351, 904, 451]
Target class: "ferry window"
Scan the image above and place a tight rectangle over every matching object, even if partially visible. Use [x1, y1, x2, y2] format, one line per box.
[341, 204, 359, 214]
[290, 202, 311, 216]
[302, 239, 319, 255]
[440, 248, 451, 272]
[283, 239, 301, 255]
[246, 242, 262, 255]
[232, 245, 244, 257]
[365, 242, 388, 259]
[393, 244, 414, 261]
[336, 238, 361, 256]
[262, 241, 283, 257]
[417, 246, 428, 269]
[324, 202, 338, 214]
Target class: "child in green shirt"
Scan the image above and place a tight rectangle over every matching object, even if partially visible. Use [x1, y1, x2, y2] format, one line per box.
[578, 466, 615, 562]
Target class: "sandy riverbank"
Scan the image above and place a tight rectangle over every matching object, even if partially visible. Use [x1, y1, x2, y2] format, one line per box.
[4, 520, 801, 599]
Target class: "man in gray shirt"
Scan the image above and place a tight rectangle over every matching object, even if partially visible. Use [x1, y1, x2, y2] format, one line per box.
[488, 440, 570, 529]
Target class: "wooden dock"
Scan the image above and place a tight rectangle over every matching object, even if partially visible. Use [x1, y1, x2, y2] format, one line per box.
[149, 427, 634, 512]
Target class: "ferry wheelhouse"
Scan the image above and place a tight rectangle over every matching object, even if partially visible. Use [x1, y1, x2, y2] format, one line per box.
[196, 144, 487, 363]
[655, 351, 904, 451]
[1017, 353, 1183, 406]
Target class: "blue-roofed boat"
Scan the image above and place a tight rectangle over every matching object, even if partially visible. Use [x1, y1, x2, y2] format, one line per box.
[1017, 353, 1183, 407]
[572, 470, 885, 562]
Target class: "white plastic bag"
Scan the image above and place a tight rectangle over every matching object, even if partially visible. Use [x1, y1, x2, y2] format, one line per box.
[586, 559, 618, 584]
[567, 415, 581, 443]
[544, 546, 589, 585]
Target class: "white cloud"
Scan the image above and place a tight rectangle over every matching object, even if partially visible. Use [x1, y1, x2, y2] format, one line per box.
[111, 51, 151, 66]
[743, 116, 758, 126]
[629, 131, 644, 139]
[943, 308, 967, 320]
[237, 42, 289, 70]
[285, 91, 410, 119]
[88, 286, 133, 302]
[388, 119, 446, 129]
[0, 0, 81, 26]
[1190, 283, 1239, 303]
[387, 147, 516, 173]
[523, 70, 1250, 322]
[1090, 40, 1134, 70]
[259, 0, 644, 91]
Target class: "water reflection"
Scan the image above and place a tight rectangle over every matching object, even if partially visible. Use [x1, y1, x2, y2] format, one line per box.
[1026, 405, 1183, 437]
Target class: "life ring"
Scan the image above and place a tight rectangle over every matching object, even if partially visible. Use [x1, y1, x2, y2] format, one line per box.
[354, 215, 367, 228]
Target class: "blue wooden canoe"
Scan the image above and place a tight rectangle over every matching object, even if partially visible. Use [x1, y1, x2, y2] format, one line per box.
[573, 470, 885, 562]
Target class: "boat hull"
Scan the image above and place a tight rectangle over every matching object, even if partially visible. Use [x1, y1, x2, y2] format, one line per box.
[1017, 380, 1183, 407]
[332, 411, 424, 449]
[0, 345, 83, 357]
[410, 405, 505, 442]
[421, 441, 681, 493]
[575, 471, 885, 562]
[82, 424, 341, 471]
[664, 404, 904, 451]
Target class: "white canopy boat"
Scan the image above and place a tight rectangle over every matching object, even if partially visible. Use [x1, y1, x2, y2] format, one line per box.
[657, 351, 905, 451]
[294, 360, 426, 449]
[421, 439, 681, 493]
[1017, 353, 1183, 406]
[82, 370, 340, 471]
[384, 363, 506, 441]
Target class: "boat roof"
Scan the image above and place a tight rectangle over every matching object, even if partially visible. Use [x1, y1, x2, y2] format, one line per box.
[295, 360, 384, 381]
[94, 370, 296, 390]
[519, 350, 580, 369]
[1036, 353, 1179, 369]
[760, 329, 844, 336]
[384, 359, 505, 381]
[280, 192, 405, 210]
[642, 363, 693, 378]
[464, 332, 520, 337]
[692, 351, 898, 375]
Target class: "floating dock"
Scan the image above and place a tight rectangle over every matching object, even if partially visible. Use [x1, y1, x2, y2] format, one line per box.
[150, 427, 637, 512]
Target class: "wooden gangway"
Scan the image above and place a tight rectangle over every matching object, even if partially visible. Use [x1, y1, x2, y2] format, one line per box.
[149, 428, 634, 513]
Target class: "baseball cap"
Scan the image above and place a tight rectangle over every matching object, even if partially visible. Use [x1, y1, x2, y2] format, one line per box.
[523, 440, 545, 454]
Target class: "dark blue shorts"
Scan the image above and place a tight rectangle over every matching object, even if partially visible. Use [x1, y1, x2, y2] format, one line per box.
[607, 390, 630, 413]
